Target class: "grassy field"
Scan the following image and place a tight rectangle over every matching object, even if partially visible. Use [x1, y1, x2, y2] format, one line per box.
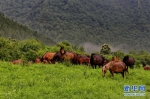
[0, 61, 150, 99]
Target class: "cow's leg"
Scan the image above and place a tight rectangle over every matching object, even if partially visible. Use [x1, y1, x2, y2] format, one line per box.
[80, 61, 82, 65]
[121, 71, 125, 78]
[126, 66, 129, 73]
[88, 62, 91, 66]
[99, 65, 101, 68]
[94, 65, 96, 69]
[110, 70, 114, 77]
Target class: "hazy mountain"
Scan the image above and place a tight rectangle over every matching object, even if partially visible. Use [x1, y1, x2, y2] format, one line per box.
[0, 13, 56, 45]
[0, 0, 150, 52]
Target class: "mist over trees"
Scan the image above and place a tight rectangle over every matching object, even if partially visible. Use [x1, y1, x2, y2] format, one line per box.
[0, 0, 150, 52]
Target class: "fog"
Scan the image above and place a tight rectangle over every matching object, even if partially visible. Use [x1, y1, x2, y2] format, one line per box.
[81, 42, 128, 54]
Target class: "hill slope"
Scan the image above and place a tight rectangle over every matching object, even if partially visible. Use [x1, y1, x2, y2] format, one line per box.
[0, 0, 150, 52]
[0, 13, 56, 45]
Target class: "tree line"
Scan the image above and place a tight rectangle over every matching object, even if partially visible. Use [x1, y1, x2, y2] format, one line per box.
[1, 37, 150, 67]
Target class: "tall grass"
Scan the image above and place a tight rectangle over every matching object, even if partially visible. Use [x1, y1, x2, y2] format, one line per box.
[0, 61, 150, 99]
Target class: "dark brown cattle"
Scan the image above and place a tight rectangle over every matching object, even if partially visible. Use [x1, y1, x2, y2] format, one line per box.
[123, 55, 135, 69]
[103, 58, 109, 65]
[90, 53, 108, 69]
[102, 61, 127, 78]
[51, 52, 63, 63]
[142, 63, 150, 70]
[77, 55, 90, 66]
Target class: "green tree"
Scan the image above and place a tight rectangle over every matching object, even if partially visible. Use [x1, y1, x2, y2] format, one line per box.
[56, 41, 72, 51]
[19, 39, 45, 61]
[112, 50, 125, 59]
[100, 44, 111, 55]
[0, 37, 13, 61]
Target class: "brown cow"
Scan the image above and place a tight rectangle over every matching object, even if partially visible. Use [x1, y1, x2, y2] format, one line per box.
[52, 47, 78, 64]
[41, 52, 56, 64]
[142, 63, 150, 70]
[102, 61, 127, 78]
[77, 54, 90, 66]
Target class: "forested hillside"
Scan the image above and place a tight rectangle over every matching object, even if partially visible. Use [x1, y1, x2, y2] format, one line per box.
[0, 0, 150, 52]
[0, 13, 55, 45]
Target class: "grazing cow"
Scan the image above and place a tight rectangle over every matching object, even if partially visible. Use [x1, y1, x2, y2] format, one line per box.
[77, 54, 90, 66]
[142, 63, 150, 70]
[102, 61, 127, 78]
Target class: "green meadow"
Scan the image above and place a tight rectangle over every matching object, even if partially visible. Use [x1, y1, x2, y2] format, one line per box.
[0, 61, 150, 99]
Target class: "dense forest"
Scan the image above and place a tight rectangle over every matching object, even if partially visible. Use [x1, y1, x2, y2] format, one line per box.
[0, 0, 150, 52]
[0, 13, 55, 45]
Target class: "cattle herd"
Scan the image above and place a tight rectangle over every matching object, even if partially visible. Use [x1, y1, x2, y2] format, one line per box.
[11, 47, 150, 78]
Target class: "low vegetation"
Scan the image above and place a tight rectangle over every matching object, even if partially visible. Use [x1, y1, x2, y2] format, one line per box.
[0, 61, 150, 99]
